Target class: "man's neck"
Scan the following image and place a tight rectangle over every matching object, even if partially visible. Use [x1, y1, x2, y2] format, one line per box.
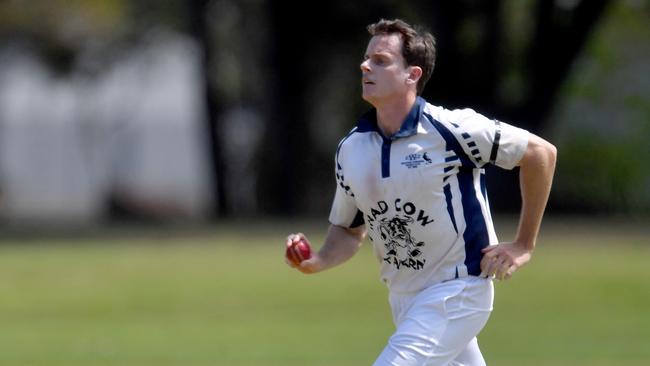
[375, 93, 417, 137]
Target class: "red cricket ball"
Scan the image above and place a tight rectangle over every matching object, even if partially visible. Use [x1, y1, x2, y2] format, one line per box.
[286, 239, 312, 266]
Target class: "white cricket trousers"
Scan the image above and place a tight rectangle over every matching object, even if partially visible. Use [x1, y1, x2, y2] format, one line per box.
[373, 277, 494, 366]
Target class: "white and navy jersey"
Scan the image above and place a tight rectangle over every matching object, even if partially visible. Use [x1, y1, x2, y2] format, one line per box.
[329, 96, 529, 294]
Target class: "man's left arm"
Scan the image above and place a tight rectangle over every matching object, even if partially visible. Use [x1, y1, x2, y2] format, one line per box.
[480, 133, 557, 280]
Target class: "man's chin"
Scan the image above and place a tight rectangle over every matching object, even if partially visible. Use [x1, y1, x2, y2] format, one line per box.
[362, 93, 378, 105]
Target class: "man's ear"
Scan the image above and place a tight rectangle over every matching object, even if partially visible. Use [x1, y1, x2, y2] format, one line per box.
[406, 66, 423, 85]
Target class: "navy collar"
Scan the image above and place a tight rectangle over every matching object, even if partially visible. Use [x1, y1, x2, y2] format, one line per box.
[356, 96, 425, 140]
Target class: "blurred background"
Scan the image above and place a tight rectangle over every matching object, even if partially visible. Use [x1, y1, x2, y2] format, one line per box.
[0, 0, 648, 229]
[1, 1, 649, 366]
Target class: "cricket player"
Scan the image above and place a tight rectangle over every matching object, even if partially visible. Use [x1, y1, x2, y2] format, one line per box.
[285, 18, 556, 365]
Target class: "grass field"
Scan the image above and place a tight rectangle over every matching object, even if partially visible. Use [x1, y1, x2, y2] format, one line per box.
[0, 218, 648, 366]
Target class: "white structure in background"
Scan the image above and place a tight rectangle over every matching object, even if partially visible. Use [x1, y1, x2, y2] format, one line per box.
[0, 32, 213, 224]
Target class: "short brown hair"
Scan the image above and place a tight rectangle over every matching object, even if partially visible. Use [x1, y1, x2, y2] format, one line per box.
[367, 19, 436, 95]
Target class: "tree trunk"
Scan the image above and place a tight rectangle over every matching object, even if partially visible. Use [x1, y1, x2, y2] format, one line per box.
[187, 0, 228, 218]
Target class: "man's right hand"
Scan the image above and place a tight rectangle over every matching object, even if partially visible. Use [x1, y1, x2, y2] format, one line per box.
[285, 225, 365, 275]
[285, 233, 323, 274]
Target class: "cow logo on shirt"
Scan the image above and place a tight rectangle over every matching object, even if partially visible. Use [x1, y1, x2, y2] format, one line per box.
[378, 215, 426, 270]
[364, 199, 433, 271]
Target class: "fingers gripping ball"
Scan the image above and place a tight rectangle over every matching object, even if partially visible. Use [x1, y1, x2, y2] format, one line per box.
[286, 239, 312, 266]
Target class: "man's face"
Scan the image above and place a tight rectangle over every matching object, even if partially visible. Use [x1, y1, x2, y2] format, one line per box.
[360, 34, 411, 105]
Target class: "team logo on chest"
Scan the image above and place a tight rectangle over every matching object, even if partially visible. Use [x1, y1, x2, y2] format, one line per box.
[365, 199, 434, 271]
[379, 216, 426, 270]
[400, 152, 433, 169]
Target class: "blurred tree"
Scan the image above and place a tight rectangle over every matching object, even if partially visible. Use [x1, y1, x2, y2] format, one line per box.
[0, 0, 127, 73]
[187, 0, 227, 218]
[0, 0, 631, 222]
[420, 0, 612, 211]
[551, 0, 650, 214]
[422, 0, 611, 131]
[257, 0, 612, 215]
[261, 0, 396, 216]
[523, 0, 611, 130]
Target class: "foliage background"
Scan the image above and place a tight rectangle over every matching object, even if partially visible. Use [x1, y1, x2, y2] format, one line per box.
[0, 0, 648, 222]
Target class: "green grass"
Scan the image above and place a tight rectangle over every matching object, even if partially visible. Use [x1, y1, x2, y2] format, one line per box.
[0, 219, 648, 365]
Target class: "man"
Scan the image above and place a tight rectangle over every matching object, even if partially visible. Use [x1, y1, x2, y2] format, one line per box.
[285, 18, 556, 365]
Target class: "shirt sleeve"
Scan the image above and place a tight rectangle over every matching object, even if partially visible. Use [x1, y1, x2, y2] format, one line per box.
[444, 108, 529, 170]
[328, 144, 364, 228]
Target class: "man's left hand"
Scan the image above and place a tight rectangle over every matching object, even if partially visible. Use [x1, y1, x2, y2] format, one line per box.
[479, 242, 533, 280]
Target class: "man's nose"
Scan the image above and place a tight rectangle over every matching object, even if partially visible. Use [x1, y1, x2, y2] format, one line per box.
[360, 60, 370, 72]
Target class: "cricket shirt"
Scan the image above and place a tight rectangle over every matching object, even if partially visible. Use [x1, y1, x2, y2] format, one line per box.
[329, 96, 529, 294]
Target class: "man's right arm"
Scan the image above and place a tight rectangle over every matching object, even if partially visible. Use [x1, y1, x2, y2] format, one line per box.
[286, 224, 366, 274]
